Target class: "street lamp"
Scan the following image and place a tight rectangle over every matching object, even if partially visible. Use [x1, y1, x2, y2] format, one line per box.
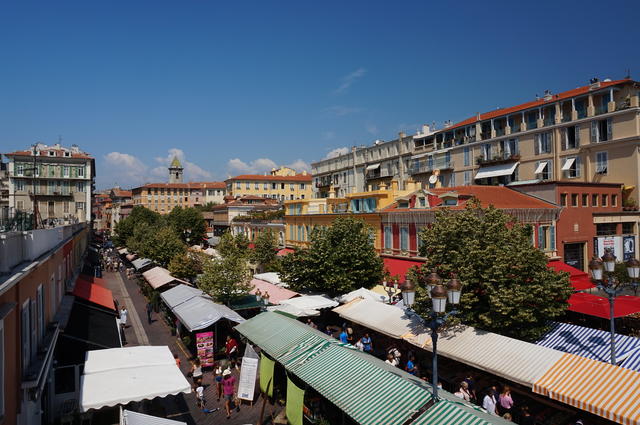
[588, 249, 639, 364]
[382, 279, 399, 304]
[255, 289, 270, 311]
[401, 272, 462, 401]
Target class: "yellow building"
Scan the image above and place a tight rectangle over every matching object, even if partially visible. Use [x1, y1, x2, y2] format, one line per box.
[284, 180, 417, 250]
[226, 172, 313, 201]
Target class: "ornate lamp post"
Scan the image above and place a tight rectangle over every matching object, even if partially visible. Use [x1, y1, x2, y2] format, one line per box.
[255, 289, 270, 311]
[401, 272, 463, 401]
[382, 279, 400, 304]
[588, 250, 639, 364]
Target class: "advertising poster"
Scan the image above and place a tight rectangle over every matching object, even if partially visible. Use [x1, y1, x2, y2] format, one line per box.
[623, 235, 636, 261]
[195, 331, 214, 367]
[238, 344, 259, 401]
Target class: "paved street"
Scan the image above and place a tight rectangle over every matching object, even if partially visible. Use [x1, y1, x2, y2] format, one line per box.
[101, 268, 281, 425]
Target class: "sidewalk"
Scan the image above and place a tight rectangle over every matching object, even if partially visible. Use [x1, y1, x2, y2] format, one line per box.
[102, 269, 274, 425]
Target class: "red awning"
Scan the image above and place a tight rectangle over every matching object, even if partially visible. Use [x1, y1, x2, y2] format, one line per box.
[277, 248, 294, 257]
[568, 292, 640, 319]
[78, 275, 108, 287]
[547, 260, 596, 291]
[382, 257, 424, 283]
[72, 278, 116, 311]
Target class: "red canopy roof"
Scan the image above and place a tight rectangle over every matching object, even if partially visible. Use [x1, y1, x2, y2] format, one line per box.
[547, 260, 596, 291]
[78, 274, 107, 287]
[383, 257, 424, 283]
[277, 248, 294, 257]
[72, 278, 116, 311]
[568, 292, 640, 319]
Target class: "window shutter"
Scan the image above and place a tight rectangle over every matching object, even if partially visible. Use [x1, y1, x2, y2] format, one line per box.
[537, 227, 544, 249]
[607, 118, 613, 140]
[550, 226, 556, 250]
[576, 156, 582, 177]
[561, 127, 567, 150]
[591, 121, 598, 142]
[575, 125, 580, 146]
[534, 134, 540, 155]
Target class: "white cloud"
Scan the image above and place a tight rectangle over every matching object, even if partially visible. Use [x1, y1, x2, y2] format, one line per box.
[101, 152, 150, 187]
[322, 105, 362, 116]
[287, 159, 311, 173]
[332, 67, 366, 94]
[226, 157, 311, 176]
[154, 148, 213, 181]
[324, 147, 349, 160]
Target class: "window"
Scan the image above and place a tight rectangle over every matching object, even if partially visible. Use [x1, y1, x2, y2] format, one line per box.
[591, 118, 612, 143]
[17, 200, 24, 210]
[384, 226, 392, 250]
[623, 222, 635, 234]
[245, 182, 250, 189]
[563, 126, 580, 150]
[16, 180, 25, 191]
[400, 226, 409, 251]
[602, 194, 608, 207]
[596, 151, 608, 174]
[596, 223, 617, 235]
[562, 156, 581, 178]
[76, 201, 85, 210]
[300, 183, 306, 190]
[281, 183, 285, 190]
[76, 181, 85, 192]
[582, 194, 589, 207]
[535, 160, 552, 180]
[463, 147, 470, 166]
[560, 194, 567, 206]
[21, 300, 31, 372]
[290, 184, 294, 191]
[537, 225, 556, 251]
[571, 194, 578, 207]
[592, 194, 599, 207]
[612, 194, 618, 207]
[272, 183, 277, 190]
[418, 197, 426, 208]
[481, 144, 491, 160]
[37, 285, 45, 342]
[77, 167, 84, 177]
[297, 225, 304, 241]
[501, 138, 519, 156]
[463, 170, 471, 185]
[16, 163, 24, 176]
[263, 183, 268, 190]
[236, 183, 241, 189]
[63, 166, 69, 177]
[289, 225, 294, 240]
[535, 132, 553, 154]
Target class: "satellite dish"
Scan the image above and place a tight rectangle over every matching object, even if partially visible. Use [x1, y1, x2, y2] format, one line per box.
[428, 175, 438, 184]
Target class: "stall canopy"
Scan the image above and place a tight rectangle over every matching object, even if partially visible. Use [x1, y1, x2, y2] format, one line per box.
[536, 321, 640, 371]
[235, 312, 509, 425]
[277, 248, 294, 257]
[279, 295, 338, 311]
[125, 254, 137, 262]
[72, 278, 116, 311]
[267, 303, 320, 317]
[121, 410, 186, 425]
[337, 287, 389, 304]
[118, 248, 128, 255]
[383, 257, 424, 283]
[253, 272, 286, 286]
[547, 260, 595, 291]
[160, 285, 245, 332]
[334, 299, 426, 340]
[132, 258, 153, 271]
[533, 353, 640, 425]
[142, 267, 189, 290]
[568, 292, 640, 318]
[79, 346, 191, 412]
[249, 278, 299, 304]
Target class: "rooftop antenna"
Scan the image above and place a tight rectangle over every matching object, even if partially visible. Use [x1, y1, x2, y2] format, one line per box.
[57, 135, 63, 144]
[625, 69, 631, 79]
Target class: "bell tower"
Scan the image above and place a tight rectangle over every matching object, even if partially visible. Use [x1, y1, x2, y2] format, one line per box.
[169, 156, 183, 183]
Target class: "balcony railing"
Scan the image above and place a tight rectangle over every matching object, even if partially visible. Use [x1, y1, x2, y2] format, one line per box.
[476, 152, 521, 166]
[409, 159, 454, 175]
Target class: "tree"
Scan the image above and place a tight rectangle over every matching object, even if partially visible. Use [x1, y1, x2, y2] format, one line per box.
[169, 251, 207, 281]
[281, 216, 384, 297]
[140, 226, 186, 267]
[166, 207, 207, 245]
[114, 206, 161, 246]
[414, 200, 573, 341]
[195, 202, 219, 212]
[217, 231, 250, 259]
[251, 229, 278, 270]
[198, 254, 252, 305]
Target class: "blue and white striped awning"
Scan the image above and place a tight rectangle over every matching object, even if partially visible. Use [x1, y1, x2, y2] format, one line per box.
[536, 322, 640, 371]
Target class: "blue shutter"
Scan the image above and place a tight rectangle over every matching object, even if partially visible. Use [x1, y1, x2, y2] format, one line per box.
[591, 121, 598, 142]
[575, 125, 580, 146]
[550, 226, 556, 250]
[537, 227, 544, 249]
[607, 118, 613, 140]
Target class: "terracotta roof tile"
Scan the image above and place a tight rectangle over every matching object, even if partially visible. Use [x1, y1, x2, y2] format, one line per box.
[226, 174, 312, 183]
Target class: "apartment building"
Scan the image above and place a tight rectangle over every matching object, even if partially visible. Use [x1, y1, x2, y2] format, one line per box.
[208, 195, 280, 236]
[0, 162, 8, 224]
[409, 78, 640, 201]
[226, 171, 312, 201]
[311, 133, 413, 198]
[201, 182, 226, 205]
[4, 144, 95, 224]
[0, 222, 89, 425]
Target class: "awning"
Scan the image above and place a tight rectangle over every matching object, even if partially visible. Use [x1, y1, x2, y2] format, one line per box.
[267, 304, 320, 317]
[333, 299, 426, 340]
[72, 278, 116, 311]
[118, 248, 128, 255]
[142, 267, 189, 290]
[336, 287, 388, 304]
[568, 292, 640, 318]
[533, 353, 640, 425]
[132, 258, 153, 271]
[79, 346, 191, 412]
[160, 285, 245, 332]
[253, 272, 285, 286]
[534, 162, 547, 174]
[383, 257, 424, 283]
[366, 163, 381, 171]
[547, 260, 596, 291]
[279, 295, 338, 311]
[410, 399, 495, 425]
[121, 410, 186, 425]
[125, 254, 137, 262]
[250, 278, 299, 304]
[561, 157, 575, 171]
[277, 248, 294, 257]
[474, 162, 519, 180]
[536, 321, 640, 370]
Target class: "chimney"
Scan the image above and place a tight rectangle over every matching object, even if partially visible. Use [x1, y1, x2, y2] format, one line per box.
[328, 187, 336, 199]
[379, 182, 388, 191]
[398, 131, 406, 140]
[391, 180, 399, 192]
[302, 170, 307, 175]
[367, 184, 373, 191]
[421, 124, 430, 135]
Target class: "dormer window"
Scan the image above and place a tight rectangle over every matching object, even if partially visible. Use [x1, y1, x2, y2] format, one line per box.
[398, 201, 409, 208]
[418, 197, 426, 208]
[64, 152, 71, 157]
[48, 151, 55, 157]
[443, 198, 458, 206]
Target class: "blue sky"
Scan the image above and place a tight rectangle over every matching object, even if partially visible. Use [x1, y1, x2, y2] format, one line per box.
[1, 0, 639, 189]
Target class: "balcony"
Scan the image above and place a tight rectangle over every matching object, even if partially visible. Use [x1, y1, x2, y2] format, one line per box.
[30, 191, 73, 197]
[409, 159, 454, 175]
[365, 169, 393, 180]
[476, 151, 521, 166]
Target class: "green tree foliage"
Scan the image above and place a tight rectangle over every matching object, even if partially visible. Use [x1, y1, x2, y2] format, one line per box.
[113, 206, 161, 246]
[415, 200, 573, 341]
[217, 231, 250, 259]
[166, 207, 207, 244]
[251, 229, 278, 269]
[168, 251, 206, 281]
[198, 254, 252, 305]
[195, 202, 219, 212]
[281, 217, 384, 297]
[129, 225, 186, 267]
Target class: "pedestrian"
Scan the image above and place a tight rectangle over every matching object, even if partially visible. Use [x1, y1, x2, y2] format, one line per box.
[502, 413, 512, 421]
[519, 406, 534, 425]
[482, 388, 498, 416]
[190, 358, 203, 388]
[195, 378, 206, 408]
[499, 385, 514, 415]
[339, 328, 348, 343]
[146, 301, 153, 324]
[405, 354, 417, 376]
[119, 305, 128, 328]
[306, 319, 317, 329]
[463, 374, 477, 402]
[361, 333, 373, 353]
[222, 369, 237, 419]
[355, 337, 364, 351]
[174, 353, 181, 368]
[225, 335, 239, 370]
[214, 362, 224, 401]
[454, 381, 473, 402]
[387, 345, 402, 363]
[385, 353, 399, 367]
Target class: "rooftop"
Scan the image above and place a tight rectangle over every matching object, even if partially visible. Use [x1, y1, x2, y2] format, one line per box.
[226, 173, 312, 183]
[5, 143, 93, 159]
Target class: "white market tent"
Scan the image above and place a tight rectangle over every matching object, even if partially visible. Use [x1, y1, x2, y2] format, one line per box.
[117, 248, 128, 255]
[142, 266, 189, 290]
[279, 294, 338, 310]
[253, 272, 286, 286]
[131, 258, 153, 271]
[336, 287, 389, 304]
[79, 346, 191, 412]
[267, 303, 320, 317]
[121, 409, 186, 425]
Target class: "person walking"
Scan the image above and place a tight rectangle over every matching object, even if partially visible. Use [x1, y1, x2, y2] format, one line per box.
[339, 328, 348, 343]
[499, 386, 514, 415]
[195, 378, 206, 409]
[222, 369, 237, 419]
[482, 388, 498, 416]
[405, 355, 418, 376]
[214, 362, 224, 401]
[361, 333, 373, 353]
[190, 358, 203, 388]
[119, 305, 128, 328]
[355, 337, 364, 351]
[454, 381, 473, 402]
[385, 353, 399, 367]
[463, 374, 477, 402]
[225, 335, 239, 370]
[145, 301, 153, 324]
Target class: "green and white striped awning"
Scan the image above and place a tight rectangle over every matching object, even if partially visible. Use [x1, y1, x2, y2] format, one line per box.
[411, 400, 493, 425]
